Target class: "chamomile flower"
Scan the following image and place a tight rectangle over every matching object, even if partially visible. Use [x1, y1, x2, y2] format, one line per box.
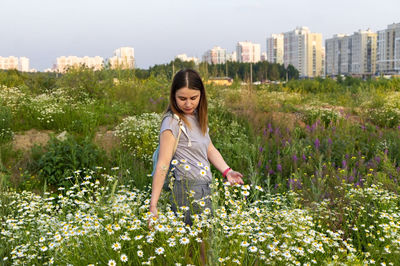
[171, 159, 178, 165]
[249, 246, 258, 252]
[184, 164, 191, 171]
[108, 259, 116, 266]
[111, 242, 121, 251]
[137, 250, 144, 257]
[240, 241, 250, 247]
[155, 247, 165, 255]
[200, 169, 207, 176]
[241, 190, 250, 196]
[120, 254, 128, 263]
[180, 237, 190, 245]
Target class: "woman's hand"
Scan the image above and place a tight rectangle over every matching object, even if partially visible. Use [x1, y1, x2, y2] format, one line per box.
[226, 170, 244, 185]
[148, 205, 158, 229]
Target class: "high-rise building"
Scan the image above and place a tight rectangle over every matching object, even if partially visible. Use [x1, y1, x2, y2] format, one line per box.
[203, 46, 227, 64]
[325, 34, 349, 76]
[261, 52, 267, 61]
[266, 33, 284, 64]
[0, 56, 19, 70]
[376, 23, 400, 75]
[227, 51, 237, 62]
[326, 29, 377, 76]
[351, 29, 377, 75]
[109, 47, 135, 69]
[236, 41, 261, 63]
[283, 27, 324, 77]
[55, 56, 104, 73]
[175, 54, 200, 64]
[18, 57, 30, 72]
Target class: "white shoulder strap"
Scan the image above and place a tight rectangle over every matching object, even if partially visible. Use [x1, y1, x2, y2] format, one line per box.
[173, 114, 192, 147]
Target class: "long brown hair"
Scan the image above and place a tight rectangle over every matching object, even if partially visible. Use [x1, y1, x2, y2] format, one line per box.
[167, 69, 208, 135]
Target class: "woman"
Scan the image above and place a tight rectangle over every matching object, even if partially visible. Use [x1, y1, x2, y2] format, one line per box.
[150, 69, 244, 225]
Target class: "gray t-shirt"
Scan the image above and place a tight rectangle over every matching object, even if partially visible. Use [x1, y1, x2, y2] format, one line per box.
[160, 113, 212, 183]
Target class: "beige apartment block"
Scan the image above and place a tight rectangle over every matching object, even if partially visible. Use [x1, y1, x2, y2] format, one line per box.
[377, 23, 400, 75]
[203, 46, 227, 64]
[351, 29, 377, 75]
[283, 27, 324, 78]
[175, 54, 199, 64]
[266, 33, 284, 64]
[55, 56, 104, 73]
[109, 47, 135, 69]
[18, 57, 30, 72]
[0, 56, 19, 70]
[236, 41, 261, 63]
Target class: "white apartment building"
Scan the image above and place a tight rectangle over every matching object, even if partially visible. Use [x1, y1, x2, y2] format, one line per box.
[109, 47, 135, 69]
[0, 56, 31, 72]
[236, 41, 261, 63]
[261, 52, 267, 61]
[0, 56, 19, 70]
[227, 51, 237, 62]
[18, 57, 30, 72]
[203, 46, 227, 64]
[55, 56, 104, 73]
[175, 54, 200, 64]
[351, 29, 377, 75]
[266, 33, 284, 64]
[376, 23, 400, 75]
[283, 27, 324, 77]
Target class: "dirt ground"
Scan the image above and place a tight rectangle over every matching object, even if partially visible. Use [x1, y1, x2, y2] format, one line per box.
[12, 129, 53, 151]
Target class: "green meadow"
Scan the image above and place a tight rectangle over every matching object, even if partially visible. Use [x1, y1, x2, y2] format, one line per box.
[1, 67, 400, 265]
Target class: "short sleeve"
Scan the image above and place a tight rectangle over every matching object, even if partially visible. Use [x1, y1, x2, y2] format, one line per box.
[160, 116, 179, 139]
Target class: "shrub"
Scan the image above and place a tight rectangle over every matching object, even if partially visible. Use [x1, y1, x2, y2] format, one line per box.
[0, 105, 13, 144]
[114, 113, 162, 163]
[31, 135, 105, 188]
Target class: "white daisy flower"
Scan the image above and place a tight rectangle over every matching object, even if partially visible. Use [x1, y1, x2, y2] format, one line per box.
[137, 250, 144, 257]
[184, 164, 191, 171]
[180, 237, 190, 245]
[249, 246, 258, 253]
[240, 241, 250, 247]
[171, 159, 178, 165]
[155, 247, 165, 255]
[199, 169, 207, 176]
[111, 242, 121, 251]
[120, 254, 128, 263]
[197, 162, 203, 167]
[108, 259, 117, 266]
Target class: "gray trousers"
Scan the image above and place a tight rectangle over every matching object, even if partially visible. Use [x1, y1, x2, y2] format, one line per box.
[170, 180, 212, 226]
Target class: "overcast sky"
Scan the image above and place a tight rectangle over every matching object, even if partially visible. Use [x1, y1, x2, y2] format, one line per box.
[1, 0, 399, 71]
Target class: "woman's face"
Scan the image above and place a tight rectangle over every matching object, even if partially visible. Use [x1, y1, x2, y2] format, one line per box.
[175, 87, 201, 115]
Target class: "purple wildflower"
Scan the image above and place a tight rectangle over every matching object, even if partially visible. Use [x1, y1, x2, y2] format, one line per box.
[314, 138, 320, 150]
